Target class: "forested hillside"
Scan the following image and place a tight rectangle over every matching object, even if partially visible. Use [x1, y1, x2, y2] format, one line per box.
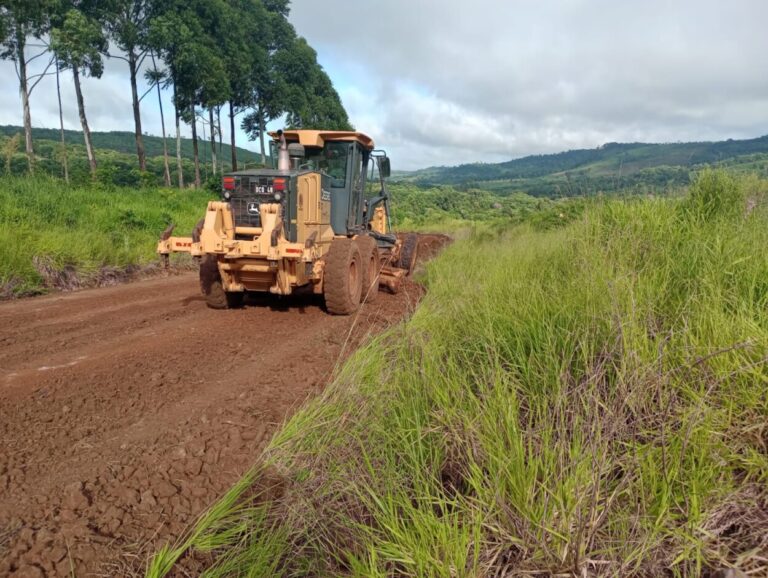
[0, 126, 266, 186]
[0, 125, 264, 166]
[400, 134, 768, 196]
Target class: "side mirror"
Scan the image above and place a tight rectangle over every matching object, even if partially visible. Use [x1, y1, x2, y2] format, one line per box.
[378, 156, 391, 179]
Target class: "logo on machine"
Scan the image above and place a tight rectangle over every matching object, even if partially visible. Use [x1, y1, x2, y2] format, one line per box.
[247, 202, 260, 216]
[321, 189, 331, 202]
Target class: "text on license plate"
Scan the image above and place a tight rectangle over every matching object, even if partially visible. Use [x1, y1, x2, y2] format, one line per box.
[253, 185, 274, 194]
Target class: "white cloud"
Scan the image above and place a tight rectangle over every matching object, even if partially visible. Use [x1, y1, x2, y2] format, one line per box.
[291, 0, 768, 169]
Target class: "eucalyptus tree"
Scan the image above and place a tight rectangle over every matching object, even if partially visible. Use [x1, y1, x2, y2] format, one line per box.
[274, 36, 352, 131]
[105, 0, 151, 171]
[150, 0, 229, 187]
[216, 0, 271, 171]
[241, 13, 352, 161]
[0, 0, 56, 173]
[144, 50, 171, 186]
[50, 5, 108, 177]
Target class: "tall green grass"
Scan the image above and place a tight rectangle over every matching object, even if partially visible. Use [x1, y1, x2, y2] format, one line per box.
[148, 169, 768, 577]
[0, 176, 211, 296]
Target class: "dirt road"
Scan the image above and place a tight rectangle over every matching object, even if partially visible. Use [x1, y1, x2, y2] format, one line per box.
[0, 236, 446, 577]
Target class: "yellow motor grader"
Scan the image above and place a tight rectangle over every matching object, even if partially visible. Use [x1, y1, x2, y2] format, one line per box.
[157, 130, 418, 314]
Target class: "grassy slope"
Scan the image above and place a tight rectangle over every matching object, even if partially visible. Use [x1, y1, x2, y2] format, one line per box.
[0, 176, 211, 296]
[148, 170, 768, 577]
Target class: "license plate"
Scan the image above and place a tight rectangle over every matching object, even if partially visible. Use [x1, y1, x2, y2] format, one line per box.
[253, 185, 273, 194]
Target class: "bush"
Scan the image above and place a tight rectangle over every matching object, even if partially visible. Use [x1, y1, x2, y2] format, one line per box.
[683, 168, 745, 221]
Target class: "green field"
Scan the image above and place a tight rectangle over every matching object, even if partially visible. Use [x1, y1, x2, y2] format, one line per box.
[0, 176, 212, 297]
[146, 169, 768, 577]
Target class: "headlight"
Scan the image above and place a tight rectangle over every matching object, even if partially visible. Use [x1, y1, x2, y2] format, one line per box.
[274, 192, 282, 202]
[223, 191, 231, 200]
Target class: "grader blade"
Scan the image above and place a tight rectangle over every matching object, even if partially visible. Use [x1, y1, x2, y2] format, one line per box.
[379, 265, 406, 294]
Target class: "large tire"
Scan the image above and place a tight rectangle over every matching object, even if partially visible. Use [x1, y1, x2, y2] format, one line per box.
[357, 235, 380, 304]
[397, 233, 419, 276]
[324, 238, 363, 315]
[199, 255, 243, 309]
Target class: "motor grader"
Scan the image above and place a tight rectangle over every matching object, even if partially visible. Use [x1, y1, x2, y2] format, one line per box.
[157, 129, 418, 314]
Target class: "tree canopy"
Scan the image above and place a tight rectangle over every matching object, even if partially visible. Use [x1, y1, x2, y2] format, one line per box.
[1, 0, 353, 184]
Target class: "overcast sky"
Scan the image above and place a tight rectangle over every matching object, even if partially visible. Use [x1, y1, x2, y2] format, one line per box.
[1, 0, 767, 170]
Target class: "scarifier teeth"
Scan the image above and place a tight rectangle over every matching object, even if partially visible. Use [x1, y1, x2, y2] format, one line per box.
[160, 223, 176, 241]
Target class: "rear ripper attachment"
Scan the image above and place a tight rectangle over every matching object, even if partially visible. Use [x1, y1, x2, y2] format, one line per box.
[157, 129, 413, 315]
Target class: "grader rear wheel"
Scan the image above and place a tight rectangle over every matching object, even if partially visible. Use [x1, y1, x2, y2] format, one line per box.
[324, 238, 363, 315]
[199, 255, 243, 309]
[357, 235, 380, 304]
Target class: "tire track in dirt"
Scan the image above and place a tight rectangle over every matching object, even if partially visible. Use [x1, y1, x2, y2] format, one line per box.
[0, 235, 448, 578]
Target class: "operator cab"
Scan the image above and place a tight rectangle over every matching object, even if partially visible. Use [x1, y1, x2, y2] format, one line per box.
[270, 130, 392, 238]
[221, 130, 393, 243]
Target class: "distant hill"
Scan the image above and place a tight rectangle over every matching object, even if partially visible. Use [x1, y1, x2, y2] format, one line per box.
[398, 135, 768, 196]
[0, 125, 266, 167]
[0, 125, 270, 187]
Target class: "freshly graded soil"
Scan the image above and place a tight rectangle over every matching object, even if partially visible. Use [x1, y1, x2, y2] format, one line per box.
[0, 235, 449, 577]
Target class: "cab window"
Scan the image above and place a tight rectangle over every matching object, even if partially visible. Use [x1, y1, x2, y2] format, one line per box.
[306, 142, 349, 188]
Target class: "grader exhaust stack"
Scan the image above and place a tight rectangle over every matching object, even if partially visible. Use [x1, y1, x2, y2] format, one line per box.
[157, 130, 417, 314]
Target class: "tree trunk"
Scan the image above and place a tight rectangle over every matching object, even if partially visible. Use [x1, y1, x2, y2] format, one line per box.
[229, 101, 237, 171]
[191, 106, 201, 188]
[17, 31, 34, 174]
[173, 84, 184, 189]
[55, 58, 69, 184]
[152, 53, 171, 187]
[157, 88, 171, 187]
[259, 109, 267, 166]
[128, 50, 146, 171]
[208, 108, 217, 176]
[216, 106, 223, 171]
[73, 65, 97, 177]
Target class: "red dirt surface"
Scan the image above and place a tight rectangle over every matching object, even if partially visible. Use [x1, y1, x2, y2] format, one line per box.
[0, 235, 449, 578]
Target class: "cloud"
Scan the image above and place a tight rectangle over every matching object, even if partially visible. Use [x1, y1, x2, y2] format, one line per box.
[291, 0, 768, 168]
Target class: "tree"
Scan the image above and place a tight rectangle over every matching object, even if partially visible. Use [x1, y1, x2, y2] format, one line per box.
[51, 7, 108, 177]
[220, 0, 269, 170]
[276, 37, 352, 131]
[106, 0, 151, 172]
[149, 0, 229, 187]
[144, 50, 171, 186]
[147, 8, 186, 188]
[242, 29, 352, 159]
[54, 55, 69, 182]
[0, 0, 56, 173]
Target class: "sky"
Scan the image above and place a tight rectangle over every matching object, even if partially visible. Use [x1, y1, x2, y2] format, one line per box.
[1, 0, 767, 170]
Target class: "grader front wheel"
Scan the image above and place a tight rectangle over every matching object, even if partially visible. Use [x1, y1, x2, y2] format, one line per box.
[324, 238, 363, 315]
[199, 255, 244, 309]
